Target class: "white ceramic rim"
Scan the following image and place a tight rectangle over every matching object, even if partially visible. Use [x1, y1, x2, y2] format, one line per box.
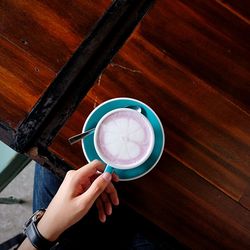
[82, 97, 165, 181]
[93, 108, 155, 170]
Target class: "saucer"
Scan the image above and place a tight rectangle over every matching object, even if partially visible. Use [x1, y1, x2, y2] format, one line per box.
[82, 97, 165, 181]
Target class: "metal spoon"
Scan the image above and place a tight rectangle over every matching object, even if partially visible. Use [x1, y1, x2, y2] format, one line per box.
[68, 127, 95, 145]
[68, 105, 142, 145]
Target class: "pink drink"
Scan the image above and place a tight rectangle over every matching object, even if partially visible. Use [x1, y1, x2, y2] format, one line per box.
[94, 109, 154, 169]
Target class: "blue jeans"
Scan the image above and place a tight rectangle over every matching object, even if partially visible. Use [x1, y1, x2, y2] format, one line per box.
[33, 164, 63, 212]
[33, 163, 157, 250]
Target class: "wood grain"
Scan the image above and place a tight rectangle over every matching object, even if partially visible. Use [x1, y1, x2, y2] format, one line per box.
[0, 0, 111, 129]
[1, 0, 249, 248]
[0, 36, 55, 128]
[51, 34, 250, 204]
[49, 0, 250, 248]
[118, 153, 250, 249]
[49, 96, 94, 168]
[0, 0, 111, 71]
[140, 0, 250, 112]
[12, 0, 154, 153]
[216, 0, 250, 23]
[240, 184, 250, 209]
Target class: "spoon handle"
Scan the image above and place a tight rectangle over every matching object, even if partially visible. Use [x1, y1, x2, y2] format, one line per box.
[68, 128, 95, 145]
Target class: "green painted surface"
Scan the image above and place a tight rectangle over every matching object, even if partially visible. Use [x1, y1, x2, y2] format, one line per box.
[0, 141, 30, 192]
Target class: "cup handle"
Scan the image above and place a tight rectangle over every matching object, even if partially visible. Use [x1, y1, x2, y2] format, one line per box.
[104, 165, 114, 174]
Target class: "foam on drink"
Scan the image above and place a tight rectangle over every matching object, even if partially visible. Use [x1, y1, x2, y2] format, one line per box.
[95, 109, 154, 168]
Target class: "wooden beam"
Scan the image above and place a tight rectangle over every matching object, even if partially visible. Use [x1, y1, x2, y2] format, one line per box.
[13, 0, 154, 153]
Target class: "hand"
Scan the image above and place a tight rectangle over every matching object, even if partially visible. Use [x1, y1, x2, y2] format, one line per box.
[37, 160, 119, 242]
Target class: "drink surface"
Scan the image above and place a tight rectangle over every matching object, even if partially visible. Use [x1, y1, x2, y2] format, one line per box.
[95, 109, 154, 168]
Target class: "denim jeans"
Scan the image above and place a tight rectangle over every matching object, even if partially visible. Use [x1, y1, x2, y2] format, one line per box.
[33, 164, 63, 212]
[33, 163, 157, 250]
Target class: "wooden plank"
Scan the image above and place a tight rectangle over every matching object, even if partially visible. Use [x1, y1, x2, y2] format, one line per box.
[178, 0, 250, 49]
[216, 0, 250, 22]
[118, 153, 250, 249]
[139, 0, 250, 112]
[50, 97, 250, 248]
[48, 96, 93, 168]
[0, 36, 55, 129]
[0, 122, 15, 146]
[50, 29, 250, 205]
[14, 0, 154, 153]
[26, 146, 72, 179]
[96, 36, 250, 198]
[240, 184, 250, 210]
[49, 39, 249, 200]
[0, 0, 111, 72]
[45, 1, 250, 247]
[41, 0, 112, 36]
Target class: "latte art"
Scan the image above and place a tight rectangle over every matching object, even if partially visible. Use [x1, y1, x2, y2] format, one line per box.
[95, 109, 154, 169]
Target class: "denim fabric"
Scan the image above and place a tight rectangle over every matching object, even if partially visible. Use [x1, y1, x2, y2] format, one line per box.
[33, 163, 157, 250]
[33, 163, 63, 212]
[129, 233, 156, 250]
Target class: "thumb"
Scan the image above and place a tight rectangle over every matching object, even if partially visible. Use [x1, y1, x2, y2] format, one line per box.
[81, 172, 112, 206]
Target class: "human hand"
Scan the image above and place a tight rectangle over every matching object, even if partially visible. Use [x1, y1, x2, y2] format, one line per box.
[37, 160, 119, 242]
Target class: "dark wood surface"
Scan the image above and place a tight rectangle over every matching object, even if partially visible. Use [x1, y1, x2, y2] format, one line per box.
[49, 1, 250, 248]
[0, 0, 111, 129]
[0, 0, 250, 249]
[12, 0, 153, 153]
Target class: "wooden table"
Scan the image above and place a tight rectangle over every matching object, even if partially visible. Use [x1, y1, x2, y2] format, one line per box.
[1, 0, 250, 248]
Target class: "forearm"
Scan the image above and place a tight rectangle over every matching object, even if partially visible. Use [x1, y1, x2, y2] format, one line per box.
[18, 161, 118, 249]
[18, 238, 37, 250]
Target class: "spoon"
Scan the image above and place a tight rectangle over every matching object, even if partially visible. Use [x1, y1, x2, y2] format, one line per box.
[68, 105, 142, 145]
[68, 127, 95, 145]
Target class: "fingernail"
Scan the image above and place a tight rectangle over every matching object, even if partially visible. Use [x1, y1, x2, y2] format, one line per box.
[112, 173, 119, 182]
[92, 159, 101, 164]
[115, 198, 119, 206]
[107, 206, 112, 215]
[102, 172, 112, 182]
[101, 215, 106, 223]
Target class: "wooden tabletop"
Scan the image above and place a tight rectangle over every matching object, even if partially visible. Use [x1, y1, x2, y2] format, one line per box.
[0, 0, 250, 248]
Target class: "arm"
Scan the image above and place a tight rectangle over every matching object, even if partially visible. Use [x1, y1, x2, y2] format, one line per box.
[19, 160, 119, 249]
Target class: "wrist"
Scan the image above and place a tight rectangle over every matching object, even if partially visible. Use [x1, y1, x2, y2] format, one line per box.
[23, 209, 58, 249]
[37, 213, 62, 242]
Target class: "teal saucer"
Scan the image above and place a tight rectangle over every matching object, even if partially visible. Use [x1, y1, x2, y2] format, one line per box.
[82, 97, 165, 181]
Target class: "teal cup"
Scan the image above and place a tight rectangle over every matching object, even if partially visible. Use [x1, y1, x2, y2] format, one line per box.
[82, 97, 165, 181]
[93, 108, 155, 174]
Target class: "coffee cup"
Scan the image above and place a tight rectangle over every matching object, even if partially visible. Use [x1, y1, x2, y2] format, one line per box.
[94, 108, 155, 173]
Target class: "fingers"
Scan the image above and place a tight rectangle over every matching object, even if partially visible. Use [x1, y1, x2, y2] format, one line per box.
[96, 193, 112, 223]
[101, 192, 112, 215]
[76, 160, 105, 178]
[112, 173, 119, 182]
[69, 160, 106, 189]
[74, 160, 119, 222]
[81, 172, 112, 207]
[96, 198, 106, 223]
[96, 191, 117, 223]
[73, 160, 119, 187]
[95, 181, 119, 223]
[104, 182, 119, 206]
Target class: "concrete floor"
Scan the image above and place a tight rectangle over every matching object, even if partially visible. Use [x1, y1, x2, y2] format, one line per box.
[0, 161, 35, 243]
